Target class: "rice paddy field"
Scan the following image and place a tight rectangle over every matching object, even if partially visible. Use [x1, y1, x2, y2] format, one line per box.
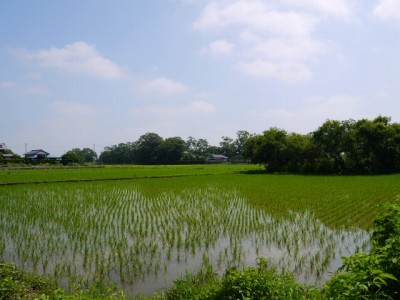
[1, 164, 399, 297]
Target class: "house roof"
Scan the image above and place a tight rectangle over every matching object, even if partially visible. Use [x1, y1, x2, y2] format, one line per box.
[207, 154, 229, 159]
[0, 143, 7, 151]
[25, 149, 50, 156]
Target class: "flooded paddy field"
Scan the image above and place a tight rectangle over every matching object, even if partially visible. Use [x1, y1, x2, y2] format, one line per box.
[0, 166, 399, 296]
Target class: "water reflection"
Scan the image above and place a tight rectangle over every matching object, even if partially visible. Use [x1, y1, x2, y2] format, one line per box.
[0, 187, 371, 296]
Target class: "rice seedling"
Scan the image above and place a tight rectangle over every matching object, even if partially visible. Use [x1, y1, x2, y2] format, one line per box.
[1, 167, 398, 296]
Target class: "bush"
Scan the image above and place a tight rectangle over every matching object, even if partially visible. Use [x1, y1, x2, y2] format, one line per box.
[323, 253, 397, 299]
[165, 259, 321, 300]
[0, 262, 125, 299]
[0, 262, 58, 299]
[324, 202, 400, 300]
[164, 264, 219, 299]
[210, 260, 320, 300]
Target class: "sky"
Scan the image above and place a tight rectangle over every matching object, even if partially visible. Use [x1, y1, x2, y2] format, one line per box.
[1, 0, 400, 157]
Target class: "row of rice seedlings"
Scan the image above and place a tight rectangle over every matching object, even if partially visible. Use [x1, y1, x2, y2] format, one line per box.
[233, 174, 400, 230]
[0, 182, 371, 296]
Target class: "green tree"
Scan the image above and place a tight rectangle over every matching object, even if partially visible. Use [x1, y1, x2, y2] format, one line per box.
[243, 127, 288, 172]
[312, 120, 351, 173]
[61, 148, 84, 165]
[99, 142, 137, 164]
[81, 148, 98, 163]
[184, 136, 210, 162]
[354, 116, 400, 173]
[62, 148, 98, 165]
[158, 137, 187, 164]
[135, 132, 164, 164]
[234, 130, 251, 156]
[219, 136, 235, 158]
[283, 133, 313, 173]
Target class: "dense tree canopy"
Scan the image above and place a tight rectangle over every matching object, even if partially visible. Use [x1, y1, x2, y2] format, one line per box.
[99, 131, 250, 165]
[97, 116, 400, 174]
[99, 133, 188, 165]
[243, 116, 400, 174]
[135, 132, 164, 164]
[159, 137, 187, 164]
[61, 148, 97, 165]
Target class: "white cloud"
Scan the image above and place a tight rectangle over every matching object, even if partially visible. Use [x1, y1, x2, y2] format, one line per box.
[194, 1, 318, 37]
[1, 81, 49, 95]
[51, 101, 97, 117]
[139, 77, 188, 95]
[178, 0, 199, 3]
[19, 42, 126, 80]
[373, 0, 400, 20]
[282, 0, 355, 18]
[249, 95, 362, 132]
[239, 60, 312, 82]
[192, 0, 339, 83]
[202, 39, 234, 55]
[252, 37, 325, 62]
[133, 101, 216, 116]
[301, 95, 361, 118]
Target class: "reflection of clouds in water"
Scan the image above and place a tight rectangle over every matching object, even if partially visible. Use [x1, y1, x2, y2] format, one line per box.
[130, 194, 371, 295]
[0, 186, 371, 296]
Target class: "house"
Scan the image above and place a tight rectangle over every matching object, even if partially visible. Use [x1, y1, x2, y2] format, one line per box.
[24, 149, 50, 159]
[0, 143, 8, 153]
[206, 154, 229, 163]
[0, 143, 15, 159]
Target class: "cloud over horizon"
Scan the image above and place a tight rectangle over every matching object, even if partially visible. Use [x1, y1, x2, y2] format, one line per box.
[1, 1, 399, 156]
[137, 77, 189, 95]
[249, 94, 363, 133]
[193, 0, 355, 82]
[18, 42, 127, 80]
[201, 39, 234, 56]
[373, 0, 400, 21]
[133, 100, 216, 116]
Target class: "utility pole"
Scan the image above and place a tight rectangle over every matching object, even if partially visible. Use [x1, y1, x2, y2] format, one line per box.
[93, 144, 96, 165]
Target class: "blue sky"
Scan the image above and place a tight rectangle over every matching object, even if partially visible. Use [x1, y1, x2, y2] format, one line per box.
[1, 0, 400, 156]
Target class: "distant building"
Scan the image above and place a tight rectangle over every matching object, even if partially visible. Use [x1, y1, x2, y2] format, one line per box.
[0, 143, 8, 153]
[206, 154, 229, 162]
[24, 149, 50, 159]
[0, 143, 15, 159]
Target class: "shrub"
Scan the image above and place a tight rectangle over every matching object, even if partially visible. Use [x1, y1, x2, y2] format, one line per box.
[0, 262, 125, 299]
[209, 259, 320, 300]
[165, 259, 321, 300]
[0, 262, 58, 299]
[324, 202, 400, 300]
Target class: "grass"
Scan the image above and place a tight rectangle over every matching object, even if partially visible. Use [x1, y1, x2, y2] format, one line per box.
[0, 262, 126, 299]
[1, 164, 399, 297]
[109, 171, 400, 229]
[0, 164, 261, 184]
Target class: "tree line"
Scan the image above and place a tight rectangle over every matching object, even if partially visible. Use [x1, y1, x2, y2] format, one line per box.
[61, 148, 98, 165]
[96, 131, 251, 165]
[244, 116, 400, 174]
[62, 116, 400, 174]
